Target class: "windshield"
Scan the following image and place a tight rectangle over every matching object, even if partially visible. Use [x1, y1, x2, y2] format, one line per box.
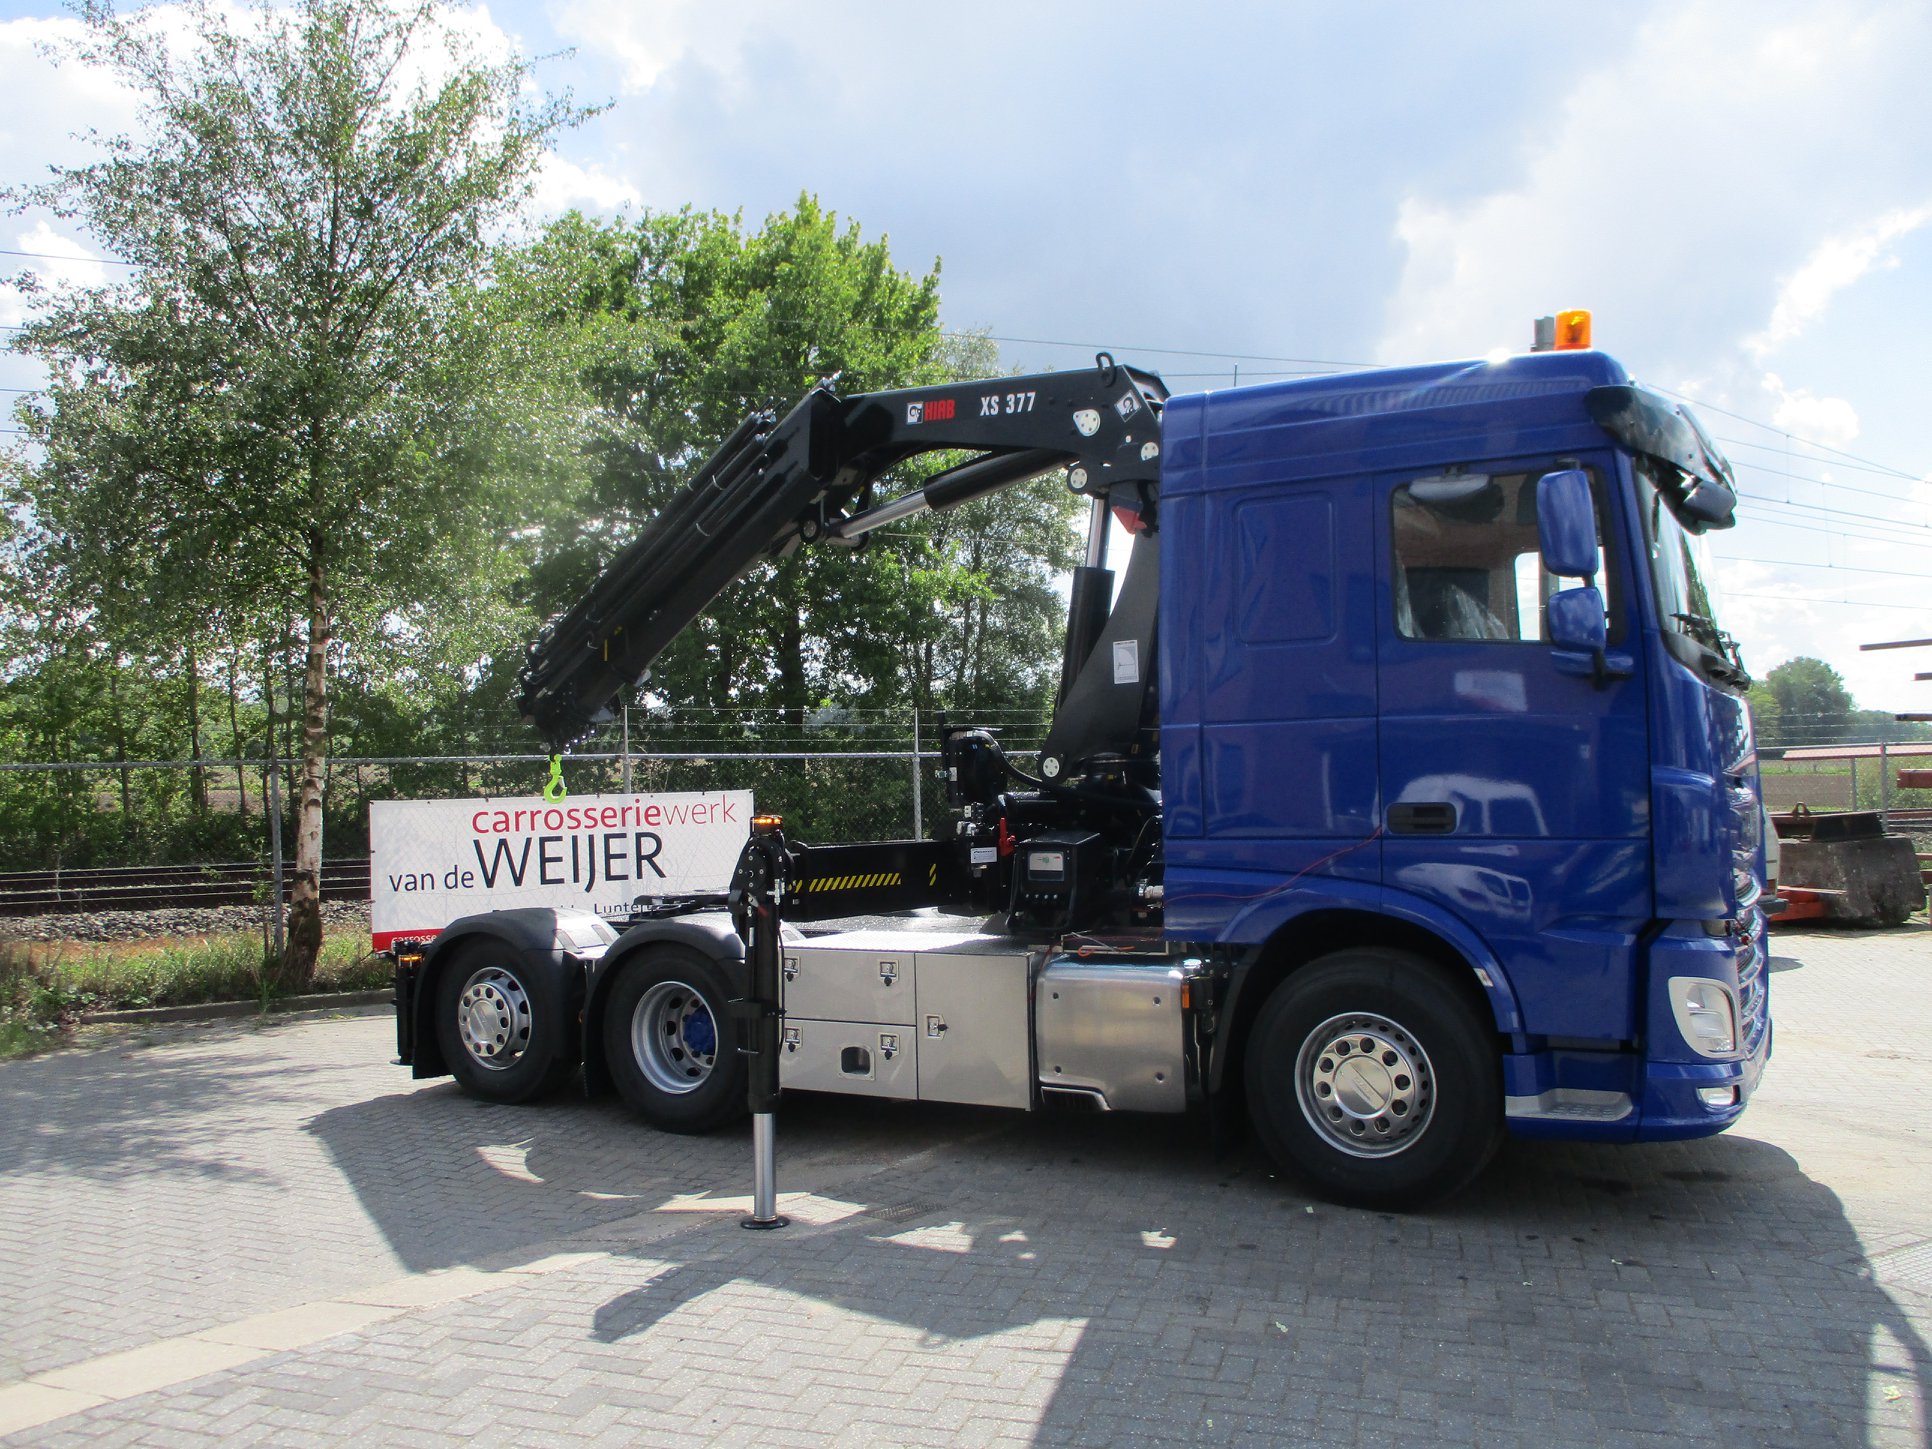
[1634, 455, 1748, 690]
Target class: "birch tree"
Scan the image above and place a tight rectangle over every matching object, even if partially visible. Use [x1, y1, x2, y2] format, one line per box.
[6, 0, 589, 985]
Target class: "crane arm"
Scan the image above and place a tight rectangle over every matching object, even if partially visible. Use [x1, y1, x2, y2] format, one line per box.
[518, 358, 1167, 752]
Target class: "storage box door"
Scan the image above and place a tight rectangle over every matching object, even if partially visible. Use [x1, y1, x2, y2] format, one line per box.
[913, 950, 1033, 1109]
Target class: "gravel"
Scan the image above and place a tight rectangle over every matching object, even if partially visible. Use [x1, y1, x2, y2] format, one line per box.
[0, 900, 373, 945]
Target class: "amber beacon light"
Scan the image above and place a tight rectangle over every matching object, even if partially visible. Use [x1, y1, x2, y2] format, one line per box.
[1553, 309, 1592, 349]
[1532, 309, 1593, 351]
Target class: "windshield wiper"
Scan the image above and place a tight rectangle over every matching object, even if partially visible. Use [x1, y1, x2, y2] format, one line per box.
[1671, 612, 1751, 687]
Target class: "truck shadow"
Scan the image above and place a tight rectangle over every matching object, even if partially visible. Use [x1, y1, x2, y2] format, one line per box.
[0, 1024, 345, 1186]
[307, 1087, 1929, 1447]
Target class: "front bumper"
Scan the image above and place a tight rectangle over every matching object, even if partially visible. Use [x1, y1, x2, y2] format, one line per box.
[1505, 908, 1772, 1143]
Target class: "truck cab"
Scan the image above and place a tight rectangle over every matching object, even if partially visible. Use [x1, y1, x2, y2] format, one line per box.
[1160, 349, 1768, 1171]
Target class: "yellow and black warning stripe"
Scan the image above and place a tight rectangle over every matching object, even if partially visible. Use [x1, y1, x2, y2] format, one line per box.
[805, 871, 905, 892]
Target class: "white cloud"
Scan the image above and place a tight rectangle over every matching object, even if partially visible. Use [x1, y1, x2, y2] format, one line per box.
[1372, 3, 1930, 370]
[544, 0, 732, 93]
[1745, 205, 1932, 362]
[1759, 372, 1861, 448]
[0, 14, 142, 184]
[529, 151, 641, 218]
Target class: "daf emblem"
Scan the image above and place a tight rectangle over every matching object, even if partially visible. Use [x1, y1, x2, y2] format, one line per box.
[1073, 409, 1101, 438]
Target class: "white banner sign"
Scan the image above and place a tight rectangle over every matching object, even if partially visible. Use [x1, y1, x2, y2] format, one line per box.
[368, 790, 752, 948]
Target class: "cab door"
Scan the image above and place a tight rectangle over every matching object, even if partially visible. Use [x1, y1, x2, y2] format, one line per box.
[1374, 453, 1651, 1040]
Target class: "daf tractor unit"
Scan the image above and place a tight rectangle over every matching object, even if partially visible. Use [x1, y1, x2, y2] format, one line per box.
[391, 319, 1769, 1207]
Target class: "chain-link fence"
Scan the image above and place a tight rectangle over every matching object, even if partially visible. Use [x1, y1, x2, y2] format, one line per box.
[19, 715, 1929, 906]
[1760, 741, 1932, 821]
[0, 706, 1058, 891]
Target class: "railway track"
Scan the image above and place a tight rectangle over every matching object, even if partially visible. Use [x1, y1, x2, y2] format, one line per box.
[0, 859, 372, 916]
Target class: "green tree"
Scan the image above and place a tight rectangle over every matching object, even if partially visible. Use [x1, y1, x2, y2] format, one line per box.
[1744, 679, 1783, 749]
[5, 0, 590, 984]
[494, 200, 1084, 729]
[1761, 656, 1855, 747]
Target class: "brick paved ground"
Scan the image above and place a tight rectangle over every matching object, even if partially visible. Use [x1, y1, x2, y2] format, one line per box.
[1, 924, 1927, 1447]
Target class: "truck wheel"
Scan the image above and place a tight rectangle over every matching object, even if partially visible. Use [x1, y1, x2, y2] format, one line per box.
[603, 949, 747, 1134]
[434, 947, 569, 1103]
[1244, 948, 1502, 1209]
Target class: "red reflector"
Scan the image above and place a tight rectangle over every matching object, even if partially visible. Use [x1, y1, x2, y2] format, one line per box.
[1111, 504, 1147, 535]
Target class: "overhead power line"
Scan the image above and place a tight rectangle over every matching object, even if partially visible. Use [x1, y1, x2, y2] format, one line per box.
[1730, 458, 1930, 509]
[1739, 490, 1932, 535]
[1719, 433, 1926, 483]
[1743, 515, 1929, 554]
[1656, 384, 1922, 482]
[1740, 498, 1932, 551]
[1716, 554, 1932, 583]
[1728, 591, 1932, 613]
[0, 247, 135, 267]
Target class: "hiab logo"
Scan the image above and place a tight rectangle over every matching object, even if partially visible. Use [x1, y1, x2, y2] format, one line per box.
[904, 398, 955, 425]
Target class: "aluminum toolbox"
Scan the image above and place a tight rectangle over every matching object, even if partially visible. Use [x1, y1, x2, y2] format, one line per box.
[783, 936, 917, 1026]
[778, 930, 1038, 1110]
[779, 1018, 917, 1099]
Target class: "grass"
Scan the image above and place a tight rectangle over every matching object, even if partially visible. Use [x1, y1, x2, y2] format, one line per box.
[0, 927, 389, 1060]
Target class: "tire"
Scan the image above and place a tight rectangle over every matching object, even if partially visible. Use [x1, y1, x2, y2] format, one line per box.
[1244, 948, 1503, 1209]
[434, 945, 571, 1103]
[602, 947, 748, 1134]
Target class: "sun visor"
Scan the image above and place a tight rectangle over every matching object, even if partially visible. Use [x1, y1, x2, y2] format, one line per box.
[1586, 384, 1737, 530]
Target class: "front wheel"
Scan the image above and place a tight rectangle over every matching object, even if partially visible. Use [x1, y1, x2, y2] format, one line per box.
[1244, 948, 1502, 1209]
[603, 948, 748, 1134]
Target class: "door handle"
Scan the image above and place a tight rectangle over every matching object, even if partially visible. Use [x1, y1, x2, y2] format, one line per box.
[1387, 802, 1457, 835]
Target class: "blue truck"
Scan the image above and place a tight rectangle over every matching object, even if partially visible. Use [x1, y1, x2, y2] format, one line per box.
[393, 324, 1769, 1208]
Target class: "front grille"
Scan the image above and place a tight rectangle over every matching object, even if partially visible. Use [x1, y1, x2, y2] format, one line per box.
[1735, 910, 1770, 1056]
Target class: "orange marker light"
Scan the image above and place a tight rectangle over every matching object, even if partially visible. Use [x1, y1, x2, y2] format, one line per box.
[752, 814, 784, 835]
[1553, 309, 1593, 350]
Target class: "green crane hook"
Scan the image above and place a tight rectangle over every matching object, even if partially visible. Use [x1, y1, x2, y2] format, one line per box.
[543, 753, 568, 803]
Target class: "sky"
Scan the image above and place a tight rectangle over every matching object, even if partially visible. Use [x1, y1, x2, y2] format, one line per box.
[2, 0, 1930, 718]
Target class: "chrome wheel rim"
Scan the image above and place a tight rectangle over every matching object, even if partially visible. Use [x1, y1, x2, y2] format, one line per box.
[457, 966, 534, 1072]
[1295, 1011, 1436, 1158]
[631, 980, 719, 1095]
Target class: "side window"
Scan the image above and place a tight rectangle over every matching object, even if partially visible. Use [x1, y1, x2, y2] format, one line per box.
[1391, 469, 1607, 643]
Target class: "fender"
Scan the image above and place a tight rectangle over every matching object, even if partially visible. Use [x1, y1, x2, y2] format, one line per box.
[1199, 873, 1526, 1095]
[404, 907, 616, 1080]
[581, 910, 750, 1095]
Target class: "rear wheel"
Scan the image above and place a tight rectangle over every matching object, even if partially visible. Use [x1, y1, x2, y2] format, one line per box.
[1244, 948, 1502, 1208]
[603, 948, 747, 1134]
[434, 947, 570, 1103]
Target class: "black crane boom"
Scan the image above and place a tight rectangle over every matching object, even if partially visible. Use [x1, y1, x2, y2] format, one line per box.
[518, 359, 1168, 756]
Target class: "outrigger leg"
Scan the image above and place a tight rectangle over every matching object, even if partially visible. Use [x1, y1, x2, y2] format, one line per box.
[730, 815, 791, 1230]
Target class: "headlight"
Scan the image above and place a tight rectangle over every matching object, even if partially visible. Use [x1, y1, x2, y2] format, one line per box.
[1668, 976, 1738, 1057]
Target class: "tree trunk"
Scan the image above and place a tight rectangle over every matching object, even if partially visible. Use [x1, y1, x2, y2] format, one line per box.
[261, 646, 276, 836]
[282, 549, 331, 989]
[227, 647, 249, 824]
[777, 574, 807, 729]
[185, 639, 207, 816]
[109, 665, 133, 845]
[715, 627, 737, 713]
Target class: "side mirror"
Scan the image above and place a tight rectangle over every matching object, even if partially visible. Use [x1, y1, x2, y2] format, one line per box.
[1536, 468, 1598, 579]
[1547, 585, 1607, 655]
